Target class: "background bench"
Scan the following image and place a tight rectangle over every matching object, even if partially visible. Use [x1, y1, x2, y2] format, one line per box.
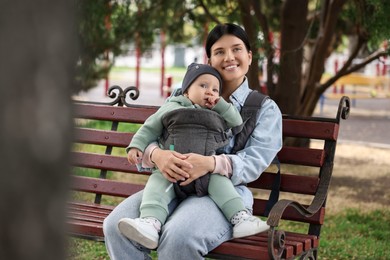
[319, 73, 389, 110]
[69, 86, 350, 260]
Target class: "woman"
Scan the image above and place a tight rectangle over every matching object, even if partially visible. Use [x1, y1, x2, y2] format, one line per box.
[103, 23, 282, 260]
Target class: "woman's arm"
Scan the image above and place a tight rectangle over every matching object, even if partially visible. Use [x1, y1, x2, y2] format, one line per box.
[228, 99, 283, 185]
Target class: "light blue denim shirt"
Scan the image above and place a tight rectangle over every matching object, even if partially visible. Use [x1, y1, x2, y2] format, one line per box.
[220, 78, 283, 210]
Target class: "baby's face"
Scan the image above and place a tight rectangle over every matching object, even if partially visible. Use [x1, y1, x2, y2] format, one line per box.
[186, 74, 220, 107]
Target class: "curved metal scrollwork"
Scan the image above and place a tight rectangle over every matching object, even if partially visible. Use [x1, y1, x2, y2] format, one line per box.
[268, 228, 286, 260]
[105, 85, 124, 105]
[336, 96, 350, 123]
[107, 85, 140, 106]
[122, 86, 140, 106]
[301, 248, 316, 260]
[74, 85, 140, 106]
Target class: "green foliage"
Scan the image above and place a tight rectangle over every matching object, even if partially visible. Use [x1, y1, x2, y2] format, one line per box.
[360, 0, 390, 48]
[342, 0, 390, 49]
[76, 1, 113, 92]
[75, 0, 390, 114]
[75, 0, 158, 92]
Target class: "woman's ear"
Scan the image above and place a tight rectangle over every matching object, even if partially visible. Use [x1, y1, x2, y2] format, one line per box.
[207, 59, 211, 65]
[248, 51, 252, 65]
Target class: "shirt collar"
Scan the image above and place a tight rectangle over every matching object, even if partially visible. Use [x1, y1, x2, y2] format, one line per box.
[229, 77, 251, 109]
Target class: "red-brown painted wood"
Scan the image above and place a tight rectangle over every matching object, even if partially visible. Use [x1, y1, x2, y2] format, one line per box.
[283, 118, 339, 140]
[74, 128, 133, 147]
[74, 103, 158, 123]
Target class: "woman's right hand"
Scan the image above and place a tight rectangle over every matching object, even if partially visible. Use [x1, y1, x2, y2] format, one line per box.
[151, 148, 192, 183]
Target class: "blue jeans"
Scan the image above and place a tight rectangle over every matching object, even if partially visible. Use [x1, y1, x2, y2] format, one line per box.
[103, 191, 233, 260]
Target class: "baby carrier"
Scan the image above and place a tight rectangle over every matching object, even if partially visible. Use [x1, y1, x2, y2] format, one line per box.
[160, 108, 231, 199]
[160, 90, 279, 216]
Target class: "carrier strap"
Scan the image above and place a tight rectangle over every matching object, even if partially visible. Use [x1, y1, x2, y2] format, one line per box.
[231, 90, 269, 153]
[231, 90, 280, 217]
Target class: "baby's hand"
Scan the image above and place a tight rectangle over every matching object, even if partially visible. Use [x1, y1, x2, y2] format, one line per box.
[127, 148, 143, 165]
[205, 96, 220, 109]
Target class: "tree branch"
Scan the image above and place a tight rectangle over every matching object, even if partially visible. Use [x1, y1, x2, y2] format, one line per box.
[319, 48, 389, 92]
[251, 0, 276, 93]
[198, 0, 221, 24]
[334, 35, 366, 78]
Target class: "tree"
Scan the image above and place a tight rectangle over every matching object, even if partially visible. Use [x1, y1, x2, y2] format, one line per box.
[0, 1, 78, 259]
[242, 0, 390, 116]
[75, 0, 194, 92]
[76, 0, 390, 118]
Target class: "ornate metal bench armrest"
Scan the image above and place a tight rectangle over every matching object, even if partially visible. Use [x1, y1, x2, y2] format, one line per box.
[266, 199, 318, 260]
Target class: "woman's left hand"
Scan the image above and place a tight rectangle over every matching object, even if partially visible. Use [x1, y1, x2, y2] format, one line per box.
[179, 153, 215, 186]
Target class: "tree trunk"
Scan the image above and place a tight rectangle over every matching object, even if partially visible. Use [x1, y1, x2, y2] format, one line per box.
[275, 0, 308, 114]
[0, 1, 77, 259]
[239, 0, 261, 91]
[299, 0, 347, 116]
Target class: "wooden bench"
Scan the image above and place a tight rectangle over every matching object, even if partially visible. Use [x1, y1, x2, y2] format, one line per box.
[69, 86, 350, 260]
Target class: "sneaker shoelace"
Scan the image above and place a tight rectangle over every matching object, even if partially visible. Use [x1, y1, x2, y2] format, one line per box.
[142, 217, 161, 232]
[231, 210, 250, 225]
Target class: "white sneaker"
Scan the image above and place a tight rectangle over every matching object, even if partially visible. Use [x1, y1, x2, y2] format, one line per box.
[232, 216, 269, 238]
[118, 218, 160, 249]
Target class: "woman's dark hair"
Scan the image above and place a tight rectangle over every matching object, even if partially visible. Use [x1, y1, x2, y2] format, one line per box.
[205, 23, 251, 58]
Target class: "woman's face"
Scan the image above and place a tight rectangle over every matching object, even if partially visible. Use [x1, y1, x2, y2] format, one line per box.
[208, 34, 252, 88]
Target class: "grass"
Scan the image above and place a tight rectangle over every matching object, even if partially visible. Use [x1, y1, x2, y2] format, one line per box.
[67, 208, 390, 260]
[320, 209, 390, 260]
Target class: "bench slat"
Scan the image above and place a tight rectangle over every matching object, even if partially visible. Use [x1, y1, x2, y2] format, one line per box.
[249, 172, 319, 195]
[283, 118, 339, 141]
[284, 232, 313, 251]
[69, 201, 115, 212]
[68, 212, 105, 223]
[68, 219, 104, 239]
[74, 103, 157, 123]
[278, 146, 325, 167]
[209, 240, 275, 260]
[233, 234, 304, 257]
[68, 208, 108, 219]
[209, 239, 294, 260]
[68, 204, 110, 219]
[285, 231, 319, 248]
[67, 202, 112, 241]
[74, 128, 132, 147]
[72, 152, 141, 173]
[71, 176, 144, 197]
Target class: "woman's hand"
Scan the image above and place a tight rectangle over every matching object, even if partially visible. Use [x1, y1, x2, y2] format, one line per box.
[179, 153, 215, 186]
[151, 148, 192, 183]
